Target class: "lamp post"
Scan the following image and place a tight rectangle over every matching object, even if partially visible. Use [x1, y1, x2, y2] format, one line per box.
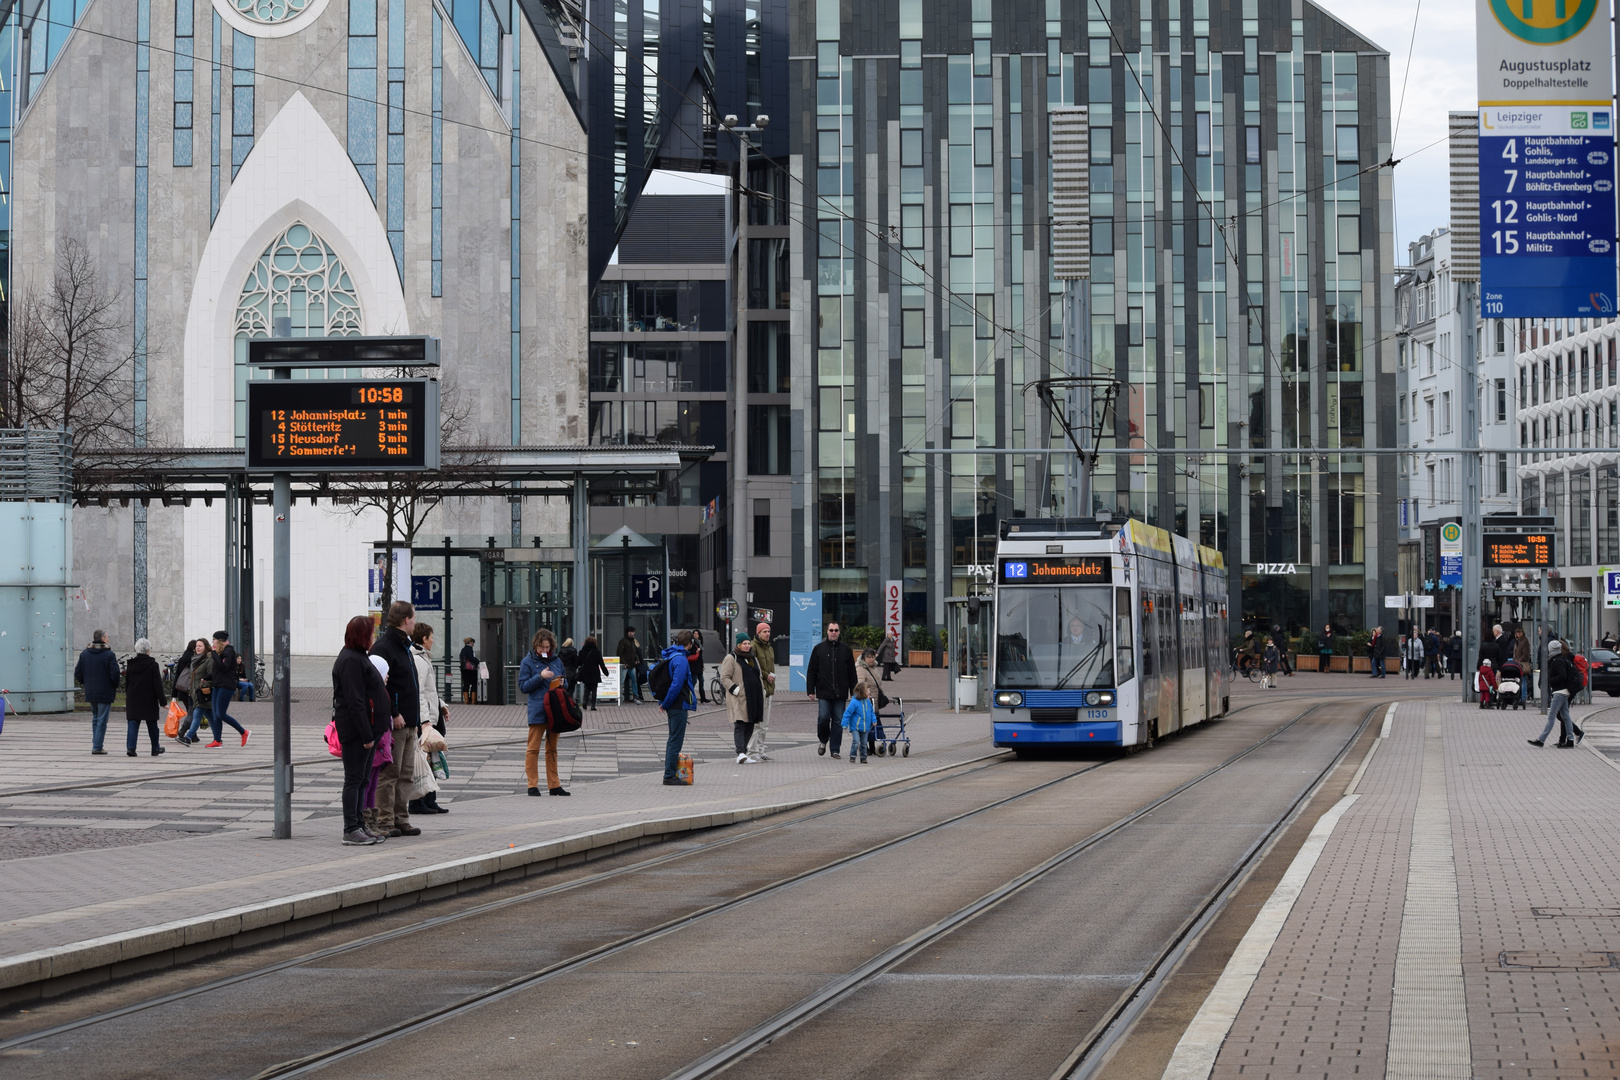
[719, 113, 770, 638]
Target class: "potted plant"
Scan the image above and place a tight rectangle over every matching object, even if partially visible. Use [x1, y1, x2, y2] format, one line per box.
[907, 624, 935, 668]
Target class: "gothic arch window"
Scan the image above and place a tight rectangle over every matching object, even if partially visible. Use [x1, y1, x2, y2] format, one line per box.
[233, 222, 363, 443]
[231, 0, 311, 23]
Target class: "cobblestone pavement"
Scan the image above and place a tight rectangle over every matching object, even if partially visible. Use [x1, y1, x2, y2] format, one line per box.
[1206, 696, 1620, 1080]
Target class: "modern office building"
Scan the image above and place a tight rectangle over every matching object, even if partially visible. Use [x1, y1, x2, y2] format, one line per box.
[786, 0, 1395, 635]
[1393, 227, 1520, 632]
[1514, 317, 1620, 642]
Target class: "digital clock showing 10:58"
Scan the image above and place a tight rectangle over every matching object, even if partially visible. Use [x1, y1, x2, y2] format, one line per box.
[245, 379, 440, 471]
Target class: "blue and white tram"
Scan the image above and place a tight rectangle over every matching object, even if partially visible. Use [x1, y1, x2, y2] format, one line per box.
[991, 518, 1230, 752]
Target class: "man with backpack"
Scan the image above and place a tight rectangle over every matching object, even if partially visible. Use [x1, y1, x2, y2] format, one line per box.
[653, 630, 697, 785]
[1529, 638, 1584, 748]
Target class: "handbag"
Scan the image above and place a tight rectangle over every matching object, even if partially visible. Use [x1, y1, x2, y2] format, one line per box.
[164, 700, 186, 738]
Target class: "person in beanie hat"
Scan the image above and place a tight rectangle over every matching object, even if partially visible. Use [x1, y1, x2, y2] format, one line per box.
[719, 631, 765, 764]
[1530, 638, 1584, 747]
[748, 621, 776, 760]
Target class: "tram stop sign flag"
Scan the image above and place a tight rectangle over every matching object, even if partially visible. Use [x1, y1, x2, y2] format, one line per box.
[1440, 521, 1464, 589]
[1477, 0, 1617, 317]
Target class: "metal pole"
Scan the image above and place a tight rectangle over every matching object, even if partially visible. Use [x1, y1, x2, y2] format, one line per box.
[443, 535, 453, 703]
[732, 137, 750, 615]
[573, 473, 589, 647]
[271, 368, 292, 839]
[1460, 280, 1481, 704]
[1539, 567, 1549, 709]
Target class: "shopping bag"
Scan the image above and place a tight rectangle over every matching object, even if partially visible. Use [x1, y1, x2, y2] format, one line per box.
[420, 726, 448, 753]
[675, 753, 695, 785]
[164, 700, 186, 738]
[409, 744, 438, 798]
[431, 750, 450, 780]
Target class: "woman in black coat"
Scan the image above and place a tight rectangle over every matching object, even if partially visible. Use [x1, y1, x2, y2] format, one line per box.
[124, 640, 169, 757]
[576, 636, 609, 711]
[335, 615, 393, 846]
[459, 638, 479, 703]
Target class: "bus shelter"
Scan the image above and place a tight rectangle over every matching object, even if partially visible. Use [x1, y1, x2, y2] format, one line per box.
[945, 595, 992, 711]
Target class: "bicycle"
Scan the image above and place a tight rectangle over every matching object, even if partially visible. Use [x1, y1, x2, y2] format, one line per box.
[1232, 649, 1261, 683]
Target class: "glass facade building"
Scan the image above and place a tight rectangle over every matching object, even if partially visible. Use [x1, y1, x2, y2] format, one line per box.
[788, 0, 1394, 637]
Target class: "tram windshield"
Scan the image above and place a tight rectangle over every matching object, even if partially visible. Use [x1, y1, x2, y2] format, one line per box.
[995, 585, 1114, 690]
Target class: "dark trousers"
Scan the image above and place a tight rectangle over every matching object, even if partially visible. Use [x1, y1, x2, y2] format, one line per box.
[126, 717, 161, 753]
[734, 720, 755, 755]
[582, 682, 599, 709]
[340, 738, 371, 833]
[211, 686, 246, 739]
[817, 697, 847, 753]
[663, 708, 689, 780]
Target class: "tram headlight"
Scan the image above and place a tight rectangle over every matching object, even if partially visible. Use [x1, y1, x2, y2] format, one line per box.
[995, 691, 1023, 707]
[1098, 691, 1115, 706]
[1086, 691, 1101, 705]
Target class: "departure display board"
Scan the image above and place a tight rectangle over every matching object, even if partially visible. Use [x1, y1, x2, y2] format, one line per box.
[999, 556, 1112, 582]
[246, 380, 439, 471]
[1483, 532, 1556, 569]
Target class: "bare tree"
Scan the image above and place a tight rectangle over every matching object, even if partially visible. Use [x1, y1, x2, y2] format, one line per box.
[2, 238, 136, 451]
[332, 369, 496, 606]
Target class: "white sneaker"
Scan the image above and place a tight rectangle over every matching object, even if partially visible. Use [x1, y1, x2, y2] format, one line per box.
[736, 753, 749, 764]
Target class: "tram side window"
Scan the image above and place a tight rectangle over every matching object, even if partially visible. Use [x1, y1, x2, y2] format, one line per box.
[1115, 588, 1135, 683]
[1141, 596, 1155, 677]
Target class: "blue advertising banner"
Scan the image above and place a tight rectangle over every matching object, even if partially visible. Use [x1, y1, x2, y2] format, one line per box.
[1479, 124, 1616, 317]
[787, 591, 822, 694]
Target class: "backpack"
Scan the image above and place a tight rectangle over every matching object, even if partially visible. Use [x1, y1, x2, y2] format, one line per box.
[647, 656, 674, 702]
[543, 685, 583, 733]
[1570, 653, 1588, 692]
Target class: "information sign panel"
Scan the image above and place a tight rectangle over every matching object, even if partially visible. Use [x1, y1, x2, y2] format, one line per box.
[884, 580, 903, 647]
[997, 556, 1112, 582]
[1483, 532, 1556, 568]
[410, 575, 443, 611]
[631, 574, 661, 611]
[1477, 0, 1617, 316]
[1440, 522, 1464, 587]
[246, 380, 440, 471]
[788, 591, 822, 693]
[1604, 569, 1620, 607]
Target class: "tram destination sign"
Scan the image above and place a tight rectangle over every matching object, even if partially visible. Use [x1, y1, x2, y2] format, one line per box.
[999, 556, 1111, 583]
[1483, 532, 1556, 569]
[246, 380, 441, 471]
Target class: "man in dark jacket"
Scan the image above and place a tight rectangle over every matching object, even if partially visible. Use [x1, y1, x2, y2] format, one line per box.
[659, 630, 697, 785]
[74, 629, 121, 754]
[1530, 638, 1584, 747]
[370, 601, 422, 835]
[806, 621, 858, 758]
[123, 639, 170, 757]
[207, 631, 250, 747]
[617, 628, 643, 702]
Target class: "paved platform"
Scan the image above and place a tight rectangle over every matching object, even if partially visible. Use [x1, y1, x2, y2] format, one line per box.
[1165, 694, 1620, 1080]
[0, 668, 975, 995]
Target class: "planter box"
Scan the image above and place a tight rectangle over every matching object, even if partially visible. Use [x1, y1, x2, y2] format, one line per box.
[907, 650, 934, 668]
[1352, 657, 1369, 672]
[1329, 655, 1350, 672]
[1350, 657, 1400, 673]
[1388, 657, 1402, 673]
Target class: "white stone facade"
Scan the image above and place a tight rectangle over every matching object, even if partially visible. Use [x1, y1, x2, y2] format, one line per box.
[14, 0, 588, 653]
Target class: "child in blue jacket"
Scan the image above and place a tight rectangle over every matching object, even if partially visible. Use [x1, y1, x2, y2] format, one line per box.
[841, 683, 877, 764]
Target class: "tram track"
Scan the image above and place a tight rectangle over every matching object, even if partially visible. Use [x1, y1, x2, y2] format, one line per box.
[0, 695, 1354, 1080]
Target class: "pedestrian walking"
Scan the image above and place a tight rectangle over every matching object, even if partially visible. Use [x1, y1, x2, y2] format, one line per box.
[1317, 624, 1334, 672]
[408, 621, 450, 815]
[1404, 633, 1424, 680]
[518, 628, 569, 796]
[1446, 632, 1462, 678]
[559, 637, 580, 697]
[181, 639, 214, 745]
[746, 622, 776, 760]
[1529, 639, 1584, 748]
[169, 640, 200, 743]
[1513, 626, 1535, 699]
[658, 629, 697, 785]
[719, 631, 764, 764]
[73, 629, 121, 755]
[334, 615, 390, 845]
[841, 683, 877, 764]
[1477, 659, 1499, 708]
[459, 637, 479, 703]
[1271, 625, 1293, 676]
[1261, 637, 1281, 688]
[577, 635, 608, 711]
[806, 621, 857, 759]
[1367, 627, 1387, 678]
[617, 627, 643, 703]
[206, 631, 250, 748]
[692, 629, 710, 704]
[856, 648, 891, 755]
[369, 601, 423, 835]
[123, 639, 169, 757]
[1424, 629, 1441, 678]
[878, 632, 899, 681]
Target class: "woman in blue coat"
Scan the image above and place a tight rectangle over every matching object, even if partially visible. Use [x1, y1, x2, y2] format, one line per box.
[518, 629, 569, 797]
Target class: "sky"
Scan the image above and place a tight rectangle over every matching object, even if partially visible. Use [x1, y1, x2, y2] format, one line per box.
[1315, 0, 1477, 264]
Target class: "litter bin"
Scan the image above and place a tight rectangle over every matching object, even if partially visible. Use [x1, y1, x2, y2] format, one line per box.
[955, 675, 979, 712]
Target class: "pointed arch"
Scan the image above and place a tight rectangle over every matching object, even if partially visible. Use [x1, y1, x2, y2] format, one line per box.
[184, 91, 408, 447]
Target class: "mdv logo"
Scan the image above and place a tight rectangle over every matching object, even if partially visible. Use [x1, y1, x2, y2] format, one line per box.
[1589, 238, 1612, 254]
[1589, 150, 1610, 166]
[1490, 0, 1598, 44]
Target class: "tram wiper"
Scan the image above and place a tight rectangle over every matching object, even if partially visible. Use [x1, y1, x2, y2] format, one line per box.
[1053, 624, 1107, 690]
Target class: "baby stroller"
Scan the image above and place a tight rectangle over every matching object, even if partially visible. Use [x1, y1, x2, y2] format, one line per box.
[1494, 658, 1526, 710]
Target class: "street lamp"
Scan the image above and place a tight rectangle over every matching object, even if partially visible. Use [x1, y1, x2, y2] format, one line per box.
[719, 113, 771, 628]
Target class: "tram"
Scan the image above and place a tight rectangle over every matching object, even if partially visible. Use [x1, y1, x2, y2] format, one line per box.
[991, 517, 1230, 753]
